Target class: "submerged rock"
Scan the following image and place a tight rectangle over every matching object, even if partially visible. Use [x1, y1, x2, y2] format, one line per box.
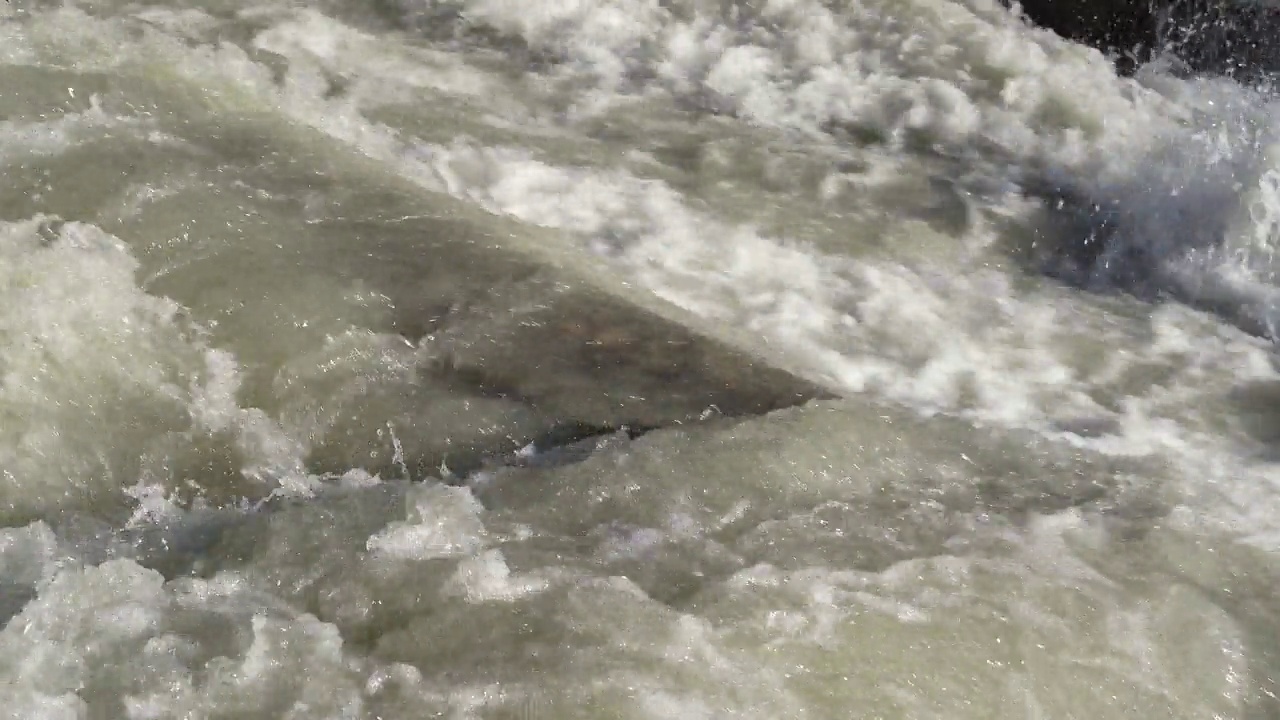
[125, 105, 833, 483]
[313, 209, 829, 434]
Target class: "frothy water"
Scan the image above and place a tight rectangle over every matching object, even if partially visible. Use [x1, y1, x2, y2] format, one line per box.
[4, 0, 1280, 717]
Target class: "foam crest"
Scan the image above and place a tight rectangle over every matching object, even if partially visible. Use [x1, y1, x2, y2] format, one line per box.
[387, 0, 1189, 178]
[0, 217, 309, 522]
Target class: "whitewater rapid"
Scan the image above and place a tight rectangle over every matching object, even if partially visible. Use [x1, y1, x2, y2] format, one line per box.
[3, 0, 1280, 717]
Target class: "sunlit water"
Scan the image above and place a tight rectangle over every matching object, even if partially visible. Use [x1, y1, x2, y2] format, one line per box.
[4, 0, 1280, 717]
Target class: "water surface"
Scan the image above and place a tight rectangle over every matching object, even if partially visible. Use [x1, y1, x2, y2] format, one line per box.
[3, 1, 1280, 717]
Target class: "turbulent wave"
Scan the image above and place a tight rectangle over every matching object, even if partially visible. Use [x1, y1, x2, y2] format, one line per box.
[372, 0, 1280, 340]
[4, 0, 1280, 717]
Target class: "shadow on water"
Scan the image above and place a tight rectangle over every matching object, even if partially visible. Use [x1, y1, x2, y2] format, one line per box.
[1009, 152, 1280, 341]
[994, 0, 1280, 340]
[1225, 379, 1280, 453]
[1009, 0, 1280, 83]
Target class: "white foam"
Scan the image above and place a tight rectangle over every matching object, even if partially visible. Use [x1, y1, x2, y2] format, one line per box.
[366, 484, 488, 560]
[391, 0, 1188, 177]
[0, 559, 383, 719]
[0, 215, 313, 521]
[442, 549, 549, 602]
[1, 5, 1279, 716]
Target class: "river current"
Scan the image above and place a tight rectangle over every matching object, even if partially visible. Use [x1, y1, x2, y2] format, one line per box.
[3, 0, 1280, 717]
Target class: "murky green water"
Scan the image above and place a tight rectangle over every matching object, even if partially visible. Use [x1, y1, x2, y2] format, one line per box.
[3, 0, 1280, 717]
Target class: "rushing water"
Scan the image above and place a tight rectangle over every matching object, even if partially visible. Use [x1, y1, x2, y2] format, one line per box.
[4, 0, 1280, 717]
